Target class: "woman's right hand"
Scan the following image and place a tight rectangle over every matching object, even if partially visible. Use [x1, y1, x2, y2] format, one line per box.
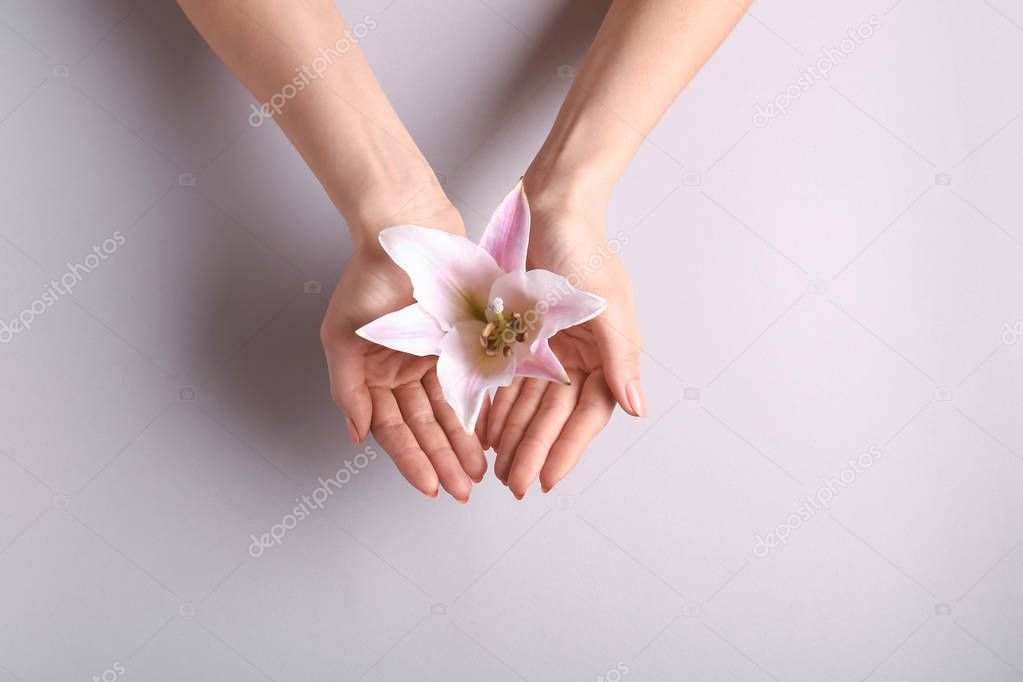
[320, 198, 489, 503]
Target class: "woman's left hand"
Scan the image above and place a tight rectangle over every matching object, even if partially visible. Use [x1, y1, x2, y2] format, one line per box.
[486, 204, 645, 497]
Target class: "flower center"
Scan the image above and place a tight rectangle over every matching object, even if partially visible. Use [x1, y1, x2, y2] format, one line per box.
[481, 297, 530, 357]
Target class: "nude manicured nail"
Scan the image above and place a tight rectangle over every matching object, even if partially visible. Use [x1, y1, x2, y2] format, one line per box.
[345, 416, 360, 444]
[626, 379, 647, 417]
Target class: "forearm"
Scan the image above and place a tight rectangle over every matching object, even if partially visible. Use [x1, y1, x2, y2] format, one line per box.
[526, 0, 750, 215]
[177, 0, 444, 243]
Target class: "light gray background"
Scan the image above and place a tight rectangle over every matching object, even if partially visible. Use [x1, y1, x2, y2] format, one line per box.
[1, 0, 1022, 680]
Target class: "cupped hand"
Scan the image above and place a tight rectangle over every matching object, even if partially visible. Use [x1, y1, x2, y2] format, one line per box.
[487, 208, 645, 497]
[320, 206, 490, 502]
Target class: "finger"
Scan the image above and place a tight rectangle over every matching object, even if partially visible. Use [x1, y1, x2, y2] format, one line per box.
[394, 382, 473, 503]
[590, 292, 646, 418]
[539, 372, 615, 492]
[322, 329, 373, 443]
[369, 387, 439, 497]
[423, 370, 488, 483]
[495, 378, 548, 489]
[487, 376, 525, 450]
[506, 376, 582, 498]
[476, 392, 492, 451]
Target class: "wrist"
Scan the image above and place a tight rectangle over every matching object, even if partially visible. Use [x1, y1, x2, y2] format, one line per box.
[523, 156, 613, 238]
[342, 175, 465, 249]
[523, 136, 623, 229]
[524, 85, 643, 223]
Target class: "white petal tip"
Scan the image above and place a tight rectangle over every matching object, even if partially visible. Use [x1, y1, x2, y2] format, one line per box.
[587, 296, 609, 322]
[376, 224, 416, 255]
[354, 303, 446, 356]
[456, 409, 479, 435]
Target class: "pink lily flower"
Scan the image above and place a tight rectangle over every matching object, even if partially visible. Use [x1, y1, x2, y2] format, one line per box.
[356, 181, 606, 433]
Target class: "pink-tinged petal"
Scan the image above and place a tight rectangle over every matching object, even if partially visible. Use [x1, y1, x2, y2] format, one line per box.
[514, 337, 570, 384]
[355, 303, 445, 356]
[479, 180, 530, 273]
[379, 225, 504, 328]
[437, 320, 515, 433]
[488, 269, 606, 339]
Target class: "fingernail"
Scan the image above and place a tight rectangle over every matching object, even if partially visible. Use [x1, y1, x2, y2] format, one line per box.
[541, 484, 551, 494]
[513, 491, 524, 501]
[345, 416, 360, 444]
[427, 487, 439, 499]
[626, 379, 647, 417]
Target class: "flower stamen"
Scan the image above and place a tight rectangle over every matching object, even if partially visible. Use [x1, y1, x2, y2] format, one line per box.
[481, 297, 534, 359]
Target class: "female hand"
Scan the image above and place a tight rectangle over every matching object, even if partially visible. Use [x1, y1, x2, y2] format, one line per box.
[486, 202, 644, 498]
[320, 201, 490, 503]
[479, 0, 751, 498]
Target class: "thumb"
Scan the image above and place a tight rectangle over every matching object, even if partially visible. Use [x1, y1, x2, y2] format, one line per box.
[590, 296, 646, 418]
[323, 333, 374, 444]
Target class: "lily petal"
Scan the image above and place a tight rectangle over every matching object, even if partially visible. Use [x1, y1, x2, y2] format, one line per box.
[515, 337, 570, 384]
[479, 180, 530, 273]
[489, 269, 607, 339]
[355, 303, 445, 356]
[437, 320, 516, 433]
[380, 225, 504, 329]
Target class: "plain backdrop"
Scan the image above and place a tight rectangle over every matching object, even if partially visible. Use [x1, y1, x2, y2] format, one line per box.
[0, 0, 1021, 680]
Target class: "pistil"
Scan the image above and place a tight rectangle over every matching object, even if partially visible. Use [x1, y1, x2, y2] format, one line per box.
[481, 297, 531, 357]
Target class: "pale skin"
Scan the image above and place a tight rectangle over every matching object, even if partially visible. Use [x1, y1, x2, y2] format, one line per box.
[178, 0, 749, 501]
